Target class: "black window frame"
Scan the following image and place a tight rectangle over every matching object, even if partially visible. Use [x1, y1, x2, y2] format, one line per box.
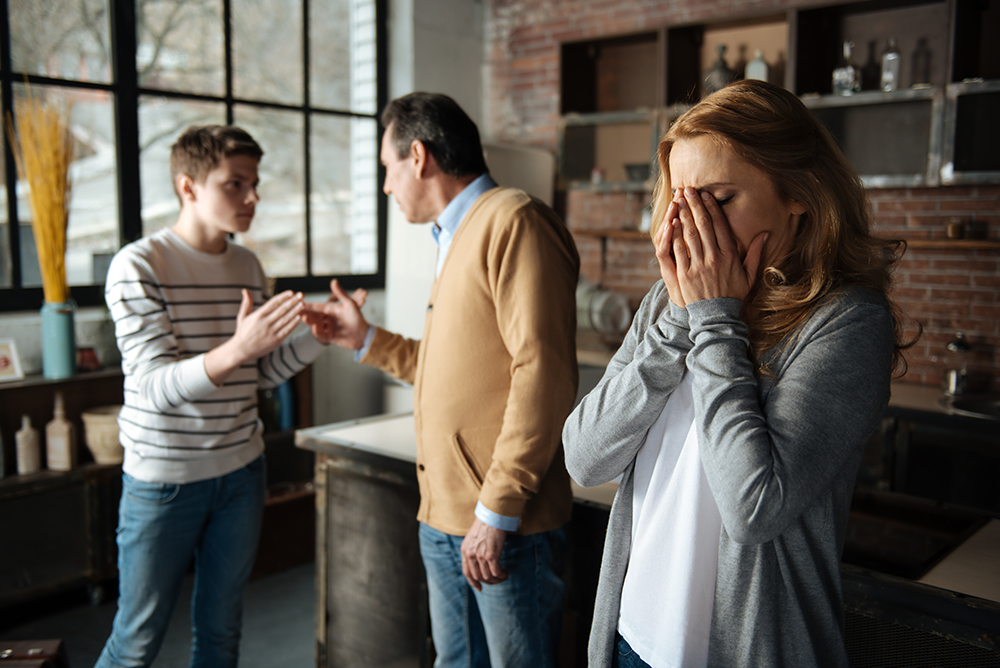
[0, 0, 388, 313]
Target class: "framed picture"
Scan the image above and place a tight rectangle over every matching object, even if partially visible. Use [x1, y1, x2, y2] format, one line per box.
[0, 338, 25, 382]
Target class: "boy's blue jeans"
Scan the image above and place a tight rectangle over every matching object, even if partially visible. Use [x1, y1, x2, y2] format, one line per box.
[95, 455, 266, 668]
[418, 522, 566, 668]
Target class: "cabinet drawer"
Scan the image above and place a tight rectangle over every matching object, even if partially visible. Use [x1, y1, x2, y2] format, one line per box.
[0, 483, 89, 600]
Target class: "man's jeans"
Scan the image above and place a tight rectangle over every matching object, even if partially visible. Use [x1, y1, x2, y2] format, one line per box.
[95, 456, 266, 668]
[418, 522, 566, 668]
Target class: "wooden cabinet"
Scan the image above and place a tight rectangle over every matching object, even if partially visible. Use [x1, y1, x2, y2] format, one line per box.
[803, 88, 944, 187]
[558, 110, 664, 190]
[557, 0, 1000, 193]
[0, 368, 317, 609]
[0, 370, 126, 610]
[794, 0, 1000, 186]
[941, 79, 1000, 184]
[558, 30, 670, 191]
[0, 464, 121, 608]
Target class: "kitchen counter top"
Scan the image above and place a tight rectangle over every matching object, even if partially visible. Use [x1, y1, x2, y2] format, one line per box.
[296, 412, 621, 507]
[888, 382, 946, 413]
[574, 345, 984, 423]
[919, 519, 1000, 603]
[299, 412, 998, 601]
[887, 383, 1000, 434]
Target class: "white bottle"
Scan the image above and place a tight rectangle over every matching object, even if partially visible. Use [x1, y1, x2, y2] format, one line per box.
[745, 49, 769, 82]
[46, 391, 77, 471]
[16, 415, 42, 475]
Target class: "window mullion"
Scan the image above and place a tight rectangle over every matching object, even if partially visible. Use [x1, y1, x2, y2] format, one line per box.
[224, 0, 234, 124]
[0, 0, 23, 290]
[111, 0, 142, 247]
[303, 0, 312, 277]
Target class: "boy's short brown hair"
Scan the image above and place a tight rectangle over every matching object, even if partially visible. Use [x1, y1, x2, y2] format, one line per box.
[169, 125, 263, 198]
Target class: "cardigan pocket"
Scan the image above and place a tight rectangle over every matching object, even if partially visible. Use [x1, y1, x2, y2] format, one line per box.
[451, 430, 488, 489]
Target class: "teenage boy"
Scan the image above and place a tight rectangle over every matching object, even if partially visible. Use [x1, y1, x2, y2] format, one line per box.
[96, 125, 338, 668]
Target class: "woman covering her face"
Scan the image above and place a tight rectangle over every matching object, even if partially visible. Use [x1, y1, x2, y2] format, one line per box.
[563, 79, 912, 668]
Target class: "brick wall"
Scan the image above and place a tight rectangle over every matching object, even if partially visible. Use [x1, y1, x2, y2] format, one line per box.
[486, 0, 1000, 391]
[870, 186, 1000, 391]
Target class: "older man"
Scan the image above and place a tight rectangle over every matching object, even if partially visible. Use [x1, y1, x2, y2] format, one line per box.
[306, 92, 579, 667]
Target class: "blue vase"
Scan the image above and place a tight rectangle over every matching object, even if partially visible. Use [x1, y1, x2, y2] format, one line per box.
[41, 300, 77, 379]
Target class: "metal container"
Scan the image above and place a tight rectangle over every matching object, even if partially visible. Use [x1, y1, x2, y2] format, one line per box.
[943, 369, 968, 397]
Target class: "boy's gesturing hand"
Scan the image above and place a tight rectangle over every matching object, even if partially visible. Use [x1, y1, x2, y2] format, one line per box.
[233, 289, 305, 359]
[205, 289, 304, 386]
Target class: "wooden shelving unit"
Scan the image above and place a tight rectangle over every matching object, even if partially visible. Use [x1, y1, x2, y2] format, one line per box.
[572, 229, 649, 241]
[558, 0, 1000, 191]
[903, 239, 1000, 251]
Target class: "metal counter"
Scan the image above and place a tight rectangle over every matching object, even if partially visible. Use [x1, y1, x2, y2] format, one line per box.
[298, 411, 1000, 667]
[296, 412, 616, 667]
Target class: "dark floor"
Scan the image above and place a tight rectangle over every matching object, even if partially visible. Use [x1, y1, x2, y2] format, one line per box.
[0, 562, 315, 667]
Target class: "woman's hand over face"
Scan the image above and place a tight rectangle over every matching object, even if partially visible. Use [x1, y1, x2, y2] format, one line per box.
[655, 187, 768, 308]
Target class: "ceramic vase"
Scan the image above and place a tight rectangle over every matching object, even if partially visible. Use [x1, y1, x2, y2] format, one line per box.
[41, 299, 77, 379]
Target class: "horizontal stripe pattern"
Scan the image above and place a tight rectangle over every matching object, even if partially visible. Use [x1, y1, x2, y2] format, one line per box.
[104, 228, 322, 482]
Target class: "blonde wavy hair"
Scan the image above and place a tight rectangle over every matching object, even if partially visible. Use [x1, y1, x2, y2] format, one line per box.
[651, 79, 911, 372]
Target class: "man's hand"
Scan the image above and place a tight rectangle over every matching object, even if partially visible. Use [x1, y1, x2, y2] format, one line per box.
[301, 279, 370, 349]
[460, 518, 509, 592]
[205, 289, 304, 385]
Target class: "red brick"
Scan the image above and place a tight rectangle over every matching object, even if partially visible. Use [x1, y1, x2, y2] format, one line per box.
[973, 274, 1000, 289]
[928, 288, 993, 302]
[929, 258, 998, 273]
[939, 200, 1000, 213]
[877, 200, 936, 213]
[868, 187, 912, 199]
[929, 186, 981, 198]
[891, 287, 929, 300]
[906, 273, 973, 287]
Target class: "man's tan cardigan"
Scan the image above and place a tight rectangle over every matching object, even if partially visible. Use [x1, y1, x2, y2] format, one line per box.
[362, 187, 580, 536]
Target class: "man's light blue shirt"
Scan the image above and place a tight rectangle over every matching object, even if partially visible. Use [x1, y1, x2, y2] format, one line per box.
[357, 173, 518, 533]
[431, 173, 497, 278]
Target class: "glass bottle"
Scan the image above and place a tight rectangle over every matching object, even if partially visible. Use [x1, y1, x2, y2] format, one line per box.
[880, 37, 901, 92]
[745, 49, 769, 82]
[16, 415, 42, 475]
[46, 391, 77, 471]
[861, 40, 880, 90]
[703, 44, 734, 97]
[911, 37, 931, 88]
[832, 41, 860, 95]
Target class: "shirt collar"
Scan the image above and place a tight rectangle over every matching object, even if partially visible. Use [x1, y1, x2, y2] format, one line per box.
[431, 173, 498, 247]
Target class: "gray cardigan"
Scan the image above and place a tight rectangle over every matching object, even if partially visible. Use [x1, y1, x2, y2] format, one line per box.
[563, 281, 894, 668]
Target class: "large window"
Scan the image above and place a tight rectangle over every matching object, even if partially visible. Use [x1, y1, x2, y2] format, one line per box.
[1, 0, 386, 312]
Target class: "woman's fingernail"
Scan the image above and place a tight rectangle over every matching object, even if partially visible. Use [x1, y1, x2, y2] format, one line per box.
[702, 191, 712, 202]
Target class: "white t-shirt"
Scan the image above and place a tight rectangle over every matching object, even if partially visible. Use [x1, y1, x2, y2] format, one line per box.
[618, 372, 723, 668]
